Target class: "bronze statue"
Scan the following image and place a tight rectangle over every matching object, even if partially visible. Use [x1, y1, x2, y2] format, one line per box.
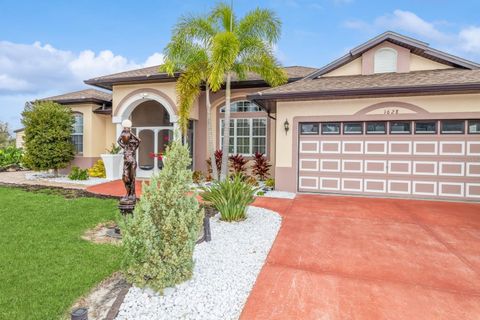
[117, 121, 141, 209]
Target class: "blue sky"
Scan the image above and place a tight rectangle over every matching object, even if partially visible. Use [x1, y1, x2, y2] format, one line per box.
[1, 0, 479, 131]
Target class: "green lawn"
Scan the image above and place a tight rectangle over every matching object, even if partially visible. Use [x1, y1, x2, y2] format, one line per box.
[0, 186, 121, 320]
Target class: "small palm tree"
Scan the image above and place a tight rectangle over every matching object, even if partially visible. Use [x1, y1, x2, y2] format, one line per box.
[162, 15, 220, 179]
[207, 3, 288, 180]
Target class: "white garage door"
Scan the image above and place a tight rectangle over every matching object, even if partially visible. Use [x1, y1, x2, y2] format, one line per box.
[298, 119, 480, 201]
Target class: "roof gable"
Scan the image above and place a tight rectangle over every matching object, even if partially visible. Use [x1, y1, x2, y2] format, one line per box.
[307, 31, 480, 79]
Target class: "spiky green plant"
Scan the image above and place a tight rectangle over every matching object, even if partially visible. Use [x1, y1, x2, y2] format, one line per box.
[121, 140, 203, 293]
[201, 174, 257, 222]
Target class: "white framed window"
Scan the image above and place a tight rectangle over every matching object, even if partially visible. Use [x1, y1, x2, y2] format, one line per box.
[219, 100, 261, 113]
[72, 113, 83, 154]
[374, 48, 397, 73]
[220, 118, 267, 155]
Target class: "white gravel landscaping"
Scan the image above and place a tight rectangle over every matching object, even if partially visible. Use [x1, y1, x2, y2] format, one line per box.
[25, 171, 110, 186]
[116, 206, 282, 320]
[261, 190, 296, 199]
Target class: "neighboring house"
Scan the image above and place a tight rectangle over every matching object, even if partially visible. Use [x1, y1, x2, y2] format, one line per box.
[13, 128, 25, 148]
[18, 31, 480, 201]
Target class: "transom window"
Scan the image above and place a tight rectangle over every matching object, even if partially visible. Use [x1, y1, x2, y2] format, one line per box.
[219, 100, 261, 113]
[366, 122, 386, 134]
[72, 113, 83, 154]
[468, 120, 480, 134]
[300, 123, 319, 135]
[374, 48, 397, 73]
[441, 120, 465, 134]
[390, 121, 411, 134]
[344, 122, 363, 134]
[415, 121, 437, 134]
[321, 123, 340, 134]
[220, 118, 267, 155]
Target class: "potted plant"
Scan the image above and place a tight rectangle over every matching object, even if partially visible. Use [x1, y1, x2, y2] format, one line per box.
[101, 143, 123, 180]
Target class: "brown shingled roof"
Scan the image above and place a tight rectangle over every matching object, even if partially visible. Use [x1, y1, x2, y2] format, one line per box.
[40, 89, 112, 104]
[85, 65, 317, 90]
[250, 68, 480, 100]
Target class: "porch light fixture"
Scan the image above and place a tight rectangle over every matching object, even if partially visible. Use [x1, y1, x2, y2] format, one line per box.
[284, 119, 290, 134]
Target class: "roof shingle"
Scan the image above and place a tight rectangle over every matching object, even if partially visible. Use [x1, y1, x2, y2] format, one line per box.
[254, 68, 480, 97]
[85, 65, 317, 89]
[40, 89, 112, 104]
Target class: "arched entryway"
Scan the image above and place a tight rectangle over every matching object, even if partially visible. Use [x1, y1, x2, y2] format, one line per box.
[114, 90, 179, 178]
[131, 101, 174, 177]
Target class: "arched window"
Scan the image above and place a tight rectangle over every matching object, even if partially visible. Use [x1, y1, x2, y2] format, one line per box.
[374, 48, 398, 73]
[72, 113, 83, 154]
[220, 100, 261, 113]
[219, 100, 267, 155]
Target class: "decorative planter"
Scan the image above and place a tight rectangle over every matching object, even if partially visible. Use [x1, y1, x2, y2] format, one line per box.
[101, 154, 123, 180]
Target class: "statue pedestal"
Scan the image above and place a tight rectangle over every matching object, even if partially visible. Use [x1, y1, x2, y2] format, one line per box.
[106, 198, 136, 239]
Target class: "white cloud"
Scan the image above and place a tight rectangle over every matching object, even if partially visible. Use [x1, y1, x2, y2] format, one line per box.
[143, 52, 165, 67]
[375, 10, 449, 42]
[343, 10, 480, 60]
[459, 26, 480, 53]
[0, 40, 164, 130]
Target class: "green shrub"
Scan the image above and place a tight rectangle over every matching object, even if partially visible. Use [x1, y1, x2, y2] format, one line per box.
[0, 146, 23, 170]
[88, 159, 106, 178]
[201, 174, 256, 222]
[121, 140, 203, 293]
[265, 178, 275, 188]
[68, 166, 89, 180]
[21, 101, 75, 175]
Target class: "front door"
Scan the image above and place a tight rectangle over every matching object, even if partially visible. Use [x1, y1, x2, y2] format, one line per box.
[135, 127, 174, 178]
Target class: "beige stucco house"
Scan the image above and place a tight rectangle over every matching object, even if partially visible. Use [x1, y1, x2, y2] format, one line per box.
[18, 31, 480, 201]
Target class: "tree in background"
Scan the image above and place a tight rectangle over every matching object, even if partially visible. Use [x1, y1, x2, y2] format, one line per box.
[0, 121, 13, 148]
[207, 3, 288, 180]
[21, 101, 75, 175]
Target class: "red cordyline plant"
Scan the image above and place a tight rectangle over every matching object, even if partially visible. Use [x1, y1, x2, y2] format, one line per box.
[206, 149, 223, 179]
[229, 154, 248, 174]
[252, 152, 271, 180]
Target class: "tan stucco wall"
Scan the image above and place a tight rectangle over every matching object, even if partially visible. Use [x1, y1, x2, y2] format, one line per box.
[410, 54, 452, 71]
[15, 131, 24, 148]
[276, 93, 480, 168]
[112, 82, 199, 120]
[322, 57, 362, 77]
[322, 42, 454, 77]
[69, 103, 115, 158]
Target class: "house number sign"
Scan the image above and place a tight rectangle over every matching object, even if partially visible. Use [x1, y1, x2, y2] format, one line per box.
[383, 109, 400, 115]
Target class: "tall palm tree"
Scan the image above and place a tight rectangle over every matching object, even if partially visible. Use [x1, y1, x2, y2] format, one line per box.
[161, 16, 220, 180]
[207, 3, 288, 180]
[163, 3, 287, 181]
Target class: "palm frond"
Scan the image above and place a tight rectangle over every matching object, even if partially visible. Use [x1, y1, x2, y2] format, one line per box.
[237, 8, 281, 43]
[208, 32, 240, 91]
[209, 2, 236, 32]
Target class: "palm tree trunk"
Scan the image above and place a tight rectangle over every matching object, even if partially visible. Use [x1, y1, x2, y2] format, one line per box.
[205, 85, 218, 180]
[220, 72, 232, 181]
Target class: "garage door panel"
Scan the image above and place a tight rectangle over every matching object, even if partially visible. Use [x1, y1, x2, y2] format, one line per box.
[298, 121, 479, 201]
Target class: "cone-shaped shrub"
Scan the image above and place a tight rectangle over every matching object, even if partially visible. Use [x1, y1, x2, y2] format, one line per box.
[121, 140, 203, 293]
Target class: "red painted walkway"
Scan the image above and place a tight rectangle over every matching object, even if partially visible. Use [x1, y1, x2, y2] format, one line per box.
[242, 195, 480, 320]
[87, 180, 480, 319]
[87, 179, 145, 198]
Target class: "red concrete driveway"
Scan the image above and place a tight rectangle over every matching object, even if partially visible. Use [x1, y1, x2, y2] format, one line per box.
[242, 195, 480, 320]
